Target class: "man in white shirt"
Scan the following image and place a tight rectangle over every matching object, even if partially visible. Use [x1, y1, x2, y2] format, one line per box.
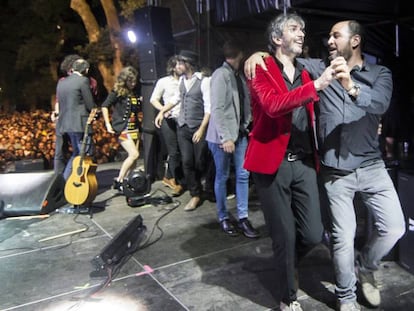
[150, 55, 184, 196]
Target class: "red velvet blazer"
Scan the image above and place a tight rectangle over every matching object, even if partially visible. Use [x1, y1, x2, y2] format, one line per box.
[244, 56, 320, 174]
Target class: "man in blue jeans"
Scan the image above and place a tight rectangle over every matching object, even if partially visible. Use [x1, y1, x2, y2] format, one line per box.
[206, 40, 259, 238]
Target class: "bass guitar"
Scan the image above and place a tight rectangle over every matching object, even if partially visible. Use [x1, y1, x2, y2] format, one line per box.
[64, 108, 99, 206]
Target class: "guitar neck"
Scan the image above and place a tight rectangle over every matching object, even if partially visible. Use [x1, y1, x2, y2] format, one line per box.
[79, 108, 98, 159]
[79, 124, 90, 158]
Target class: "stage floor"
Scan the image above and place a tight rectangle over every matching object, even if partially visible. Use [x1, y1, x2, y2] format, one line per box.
[1, 161, 413, 311]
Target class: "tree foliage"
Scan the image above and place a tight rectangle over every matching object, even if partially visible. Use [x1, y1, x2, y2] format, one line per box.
[70, 0, 146, 96]
[0, 0, 87, 111]
[0, 0, 146, 111]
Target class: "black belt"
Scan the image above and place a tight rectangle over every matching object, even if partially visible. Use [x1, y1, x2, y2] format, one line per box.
[284, 152, 310, 162]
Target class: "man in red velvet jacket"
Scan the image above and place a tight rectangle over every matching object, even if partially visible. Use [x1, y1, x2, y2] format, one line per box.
[244, 13, 335, 311]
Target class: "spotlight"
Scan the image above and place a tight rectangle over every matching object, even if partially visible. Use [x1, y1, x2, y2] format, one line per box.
[122, 169, 151, 198]
[123, 169, 172, 207]
[127, 30, 137, 43]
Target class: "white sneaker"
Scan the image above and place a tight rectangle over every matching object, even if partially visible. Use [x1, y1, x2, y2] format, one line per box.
[356, 259, 381, 307]
[337, 300, 361, 311]
[280, 300, 303, 311]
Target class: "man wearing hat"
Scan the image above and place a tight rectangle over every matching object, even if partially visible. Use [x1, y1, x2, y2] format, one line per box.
[155, 49, 211, 211]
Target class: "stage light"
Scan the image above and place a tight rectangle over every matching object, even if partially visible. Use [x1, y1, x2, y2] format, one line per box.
[122, 169, 151, 198]
[122, 169, 173, 207]
[127, 30, 137, 43]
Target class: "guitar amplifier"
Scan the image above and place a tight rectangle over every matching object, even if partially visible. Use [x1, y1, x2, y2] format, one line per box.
[397, 170, 414, 274]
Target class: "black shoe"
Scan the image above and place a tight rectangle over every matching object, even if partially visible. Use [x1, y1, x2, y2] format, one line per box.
[238, 218, 260, 238]
[203, 190, 216, 202]
[220, 219, 239, 237]
[113, 178, 123, 192]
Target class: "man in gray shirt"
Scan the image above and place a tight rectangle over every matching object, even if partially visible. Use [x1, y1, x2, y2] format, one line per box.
[245, 20, 406, 311]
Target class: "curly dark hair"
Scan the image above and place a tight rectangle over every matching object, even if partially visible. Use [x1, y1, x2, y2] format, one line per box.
[114, 66, 138, 97]
[59, 54, 82, 75]
[166, 55, 179, 75]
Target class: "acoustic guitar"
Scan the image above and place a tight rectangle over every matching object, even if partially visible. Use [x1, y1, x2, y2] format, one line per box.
[64, 108, 99, 206]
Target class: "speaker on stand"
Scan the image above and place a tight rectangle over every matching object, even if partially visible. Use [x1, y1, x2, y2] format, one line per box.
[134, 6, 175, 182]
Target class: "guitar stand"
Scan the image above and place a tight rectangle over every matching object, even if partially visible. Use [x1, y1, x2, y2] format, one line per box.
[73, 204, 105, 219]
[58, 203, 105, 218]
[72, 204, 92, 216]
[58, 204, 93, 218]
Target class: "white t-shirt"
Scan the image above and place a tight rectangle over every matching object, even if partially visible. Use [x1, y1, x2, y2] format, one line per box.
[150, 75, 181, 119]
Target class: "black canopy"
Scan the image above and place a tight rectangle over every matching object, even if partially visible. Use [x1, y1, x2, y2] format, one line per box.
[211, 0, 414, 60]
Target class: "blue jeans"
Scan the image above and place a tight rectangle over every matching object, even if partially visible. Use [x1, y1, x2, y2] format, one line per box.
[63, 132, 93, 180]
[208, 136, 249, 222]
[321, 160, 405, 303]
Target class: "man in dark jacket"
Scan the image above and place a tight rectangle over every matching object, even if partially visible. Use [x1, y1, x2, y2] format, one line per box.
[56, 59, 96, 180]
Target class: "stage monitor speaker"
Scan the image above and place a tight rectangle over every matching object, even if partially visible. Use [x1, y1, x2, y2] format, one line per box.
[15, 158, 45, 172]
[397, 170, 414, 274]
[134, 6, 175, 82]
[0, 171, 66, 217]
[90, 214, 147, 277]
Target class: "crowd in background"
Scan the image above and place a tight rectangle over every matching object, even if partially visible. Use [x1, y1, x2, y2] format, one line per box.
[0, 109, 123, 173]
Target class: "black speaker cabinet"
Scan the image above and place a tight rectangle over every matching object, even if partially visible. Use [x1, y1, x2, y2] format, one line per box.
[140, 83, 157, 133]
[397, 170, 414, 274]
[90, 214, 147, 277]
[134, 6, 174, 45]
[0, 171, 66, 217]
[134, 6, 175, 82]
[15, 158, 45, 172]
[140, 83, 164, 181]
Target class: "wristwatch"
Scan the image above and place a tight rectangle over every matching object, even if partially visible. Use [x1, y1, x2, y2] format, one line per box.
[347, 83, 361, 98]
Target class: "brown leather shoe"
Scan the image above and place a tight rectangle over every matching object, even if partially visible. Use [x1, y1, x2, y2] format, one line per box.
[184, 196, 200, 211]
[162, 177, 177, 190]
[171, 184, 184, 197]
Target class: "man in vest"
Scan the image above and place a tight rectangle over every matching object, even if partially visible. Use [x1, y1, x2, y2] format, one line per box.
[155, 50, 211, 211]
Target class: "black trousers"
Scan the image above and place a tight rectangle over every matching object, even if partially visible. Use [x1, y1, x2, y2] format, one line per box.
[177, 125, 208, 197]
[160, 117, 184, 184]
[252, 157, 323, 304]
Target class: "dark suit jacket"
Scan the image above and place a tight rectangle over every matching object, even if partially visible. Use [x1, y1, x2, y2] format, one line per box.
[56, 73, 95, 134]
[102, 91, 142, 134]
[244, 56, 319, 174]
